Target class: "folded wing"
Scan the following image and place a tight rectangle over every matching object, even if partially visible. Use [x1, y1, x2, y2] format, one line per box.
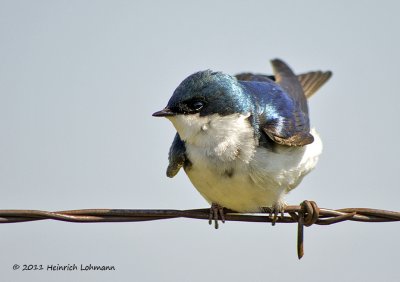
[235, 67, 332, 99]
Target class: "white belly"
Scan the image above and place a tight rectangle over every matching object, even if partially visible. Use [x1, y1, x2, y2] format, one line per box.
[168, 113, 322, 212]
[184, 128, 322, 213]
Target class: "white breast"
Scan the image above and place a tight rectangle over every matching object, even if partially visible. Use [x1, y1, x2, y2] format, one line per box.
[167, 114, 322, 212]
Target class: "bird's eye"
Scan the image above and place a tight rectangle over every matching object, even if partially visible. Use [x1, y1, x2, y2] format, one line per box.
[190, 101, 204, 111]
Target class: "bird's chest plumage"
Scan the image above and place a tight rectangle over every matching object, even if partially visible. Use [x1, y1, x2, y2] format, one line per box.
[169, 114, 322, 212]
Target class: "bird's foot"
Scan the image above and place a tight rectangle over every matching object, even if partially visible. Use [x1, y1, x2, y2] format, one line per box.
[209, 203, 225, 229]
[268, 202, 287, 226]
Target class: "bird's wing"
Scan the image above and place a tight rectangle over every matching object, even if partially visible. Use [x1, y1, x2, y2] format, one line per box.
[235, 73, 276, 83]
[239, 59, 314, 147]
[264, 59, 314, 146]
[271, 59, 309, 114]
[235, 69, 332, 99]
[166, 133, 186, 178]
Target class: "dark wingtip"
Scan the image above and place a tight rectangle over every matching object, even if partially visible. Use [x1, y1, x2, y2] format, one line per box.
[325, 71, 333, 79]
[270, 58, 295, 78]
[270, 58, 286, 66]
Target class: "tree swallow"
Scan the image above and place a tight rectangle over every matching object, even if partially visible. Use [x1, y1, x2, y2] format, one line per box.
[153, 59, 331, 227]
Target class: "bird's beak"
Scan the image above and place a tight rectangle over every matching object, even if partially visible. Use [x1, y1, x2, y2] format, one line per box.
[152, 107, 176, 117]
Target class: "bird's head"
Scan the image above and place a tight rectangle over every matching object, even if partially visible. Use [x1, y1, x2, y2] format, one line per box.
[153, 70, 252, 141]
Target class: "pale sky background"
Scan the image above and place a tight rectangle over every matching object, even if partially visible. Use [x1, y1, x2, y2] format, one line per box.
[0, 1, 399, 281]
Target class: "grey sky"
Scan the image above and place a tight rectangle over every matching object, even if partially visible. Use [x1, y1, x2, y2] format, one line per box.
[0, 1, 399, 281]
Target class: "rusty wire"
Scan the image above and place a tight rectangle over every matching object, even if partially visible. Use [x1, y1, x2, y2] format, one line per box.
[0, 200, 399, 259]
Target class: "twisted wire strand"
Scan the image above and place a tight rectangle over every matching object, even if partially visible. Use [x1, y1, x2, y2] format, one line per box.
[1, 201, 398, 258]
[0, 204, 398, 224]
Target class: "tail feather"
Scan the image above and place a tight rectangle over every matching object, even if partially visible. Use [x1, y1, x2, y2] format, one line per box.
[297, 71, 332, 98]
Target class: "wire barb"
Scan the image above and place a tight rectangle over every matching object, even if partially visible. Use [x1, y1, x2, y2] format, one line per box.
[0, 201, 399, 258]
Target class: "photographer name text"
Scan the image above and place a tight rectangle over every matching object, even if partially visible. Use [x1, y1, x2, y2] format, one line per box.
[13, 264, 116, 271]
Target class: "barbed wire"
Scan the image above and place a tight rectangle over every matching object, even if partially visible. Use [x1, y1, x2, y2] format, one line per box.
[0, 201, 399, 259]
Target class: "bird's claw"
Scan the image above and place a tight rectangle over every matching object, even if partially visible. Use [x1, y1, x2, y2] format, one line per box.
[268, 203, 287, 226]
[209, 203, 225, 229]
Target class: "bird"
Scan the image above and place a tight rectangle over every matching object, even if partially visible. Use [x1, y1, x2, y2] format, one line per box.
[153, 59, 332, 228]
